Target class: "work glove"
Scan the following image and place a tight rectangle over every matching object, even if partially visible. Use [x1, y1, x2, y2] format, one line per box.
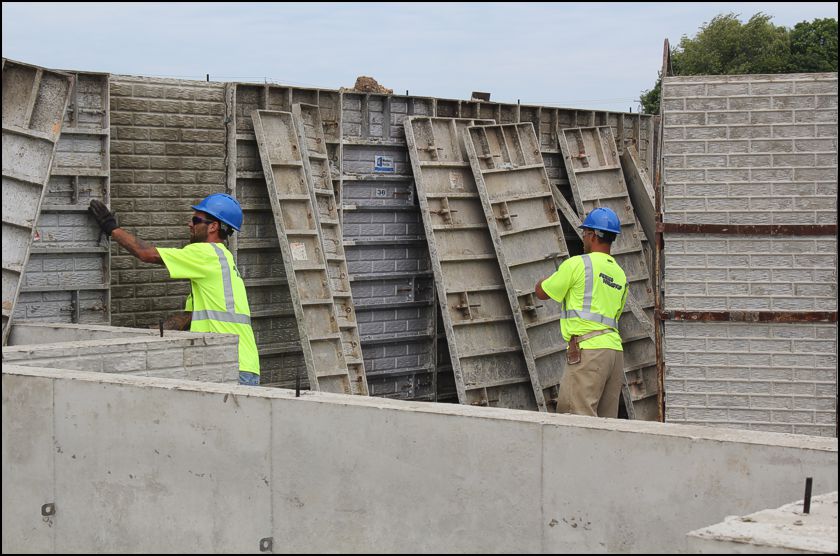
[88, 200, 119, 236]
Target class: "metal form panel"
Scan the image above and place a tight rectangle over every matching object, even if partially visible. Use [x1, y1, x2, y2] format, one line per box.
[252, 109, 358, 394]
[558, 126, 659, 419]
[225, 84, 654, 400]
[227, 84, 342, 387]
[406, 116, 539, 410]
[2, 59, 73, 344]
[293, 103, 368, 395]
[512, 107, 654, 257]
[463, 123, 573, 411]
[621, 144, 656, 264]
[341, 93, 444, 401]
[16, 71, 110, 326]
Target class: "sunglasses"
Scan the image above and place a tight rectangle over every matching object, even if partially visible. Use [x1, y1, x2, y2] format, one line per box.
[191, 216, 216, 226]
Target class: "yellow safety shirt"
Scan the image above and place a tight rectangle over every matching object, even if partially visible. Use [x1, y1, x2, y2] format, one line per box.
[158, 242, 260, 374]
[541, 252, 628, 350]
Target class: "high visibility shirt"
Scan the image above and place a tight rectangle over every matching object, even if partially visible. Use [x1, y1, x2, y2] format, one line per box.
[158, 242, 260, 374]
[540, 252, 628, 351]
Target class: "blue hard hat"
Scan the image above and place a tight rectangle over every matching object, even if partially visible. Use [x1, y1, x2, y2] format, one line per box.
[579, 207, 621, 235]
[192, 193, 243, 231]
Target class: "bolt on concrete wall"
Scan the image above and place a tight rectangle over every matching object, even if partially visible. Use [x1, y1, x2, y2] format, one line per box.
[662, 73, 838, 436]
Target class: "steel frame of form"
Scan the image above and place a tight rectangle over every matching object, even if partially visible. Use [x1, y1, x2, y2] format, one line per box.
[2, 58, 74, 344]
[406, 116, 541, 410]
[226, 84, 343, 387]
[292, 102, 368, 395]
[17, 70, 111, 327]
[252, 109, 360, 395]
[463, 123, 572, 411]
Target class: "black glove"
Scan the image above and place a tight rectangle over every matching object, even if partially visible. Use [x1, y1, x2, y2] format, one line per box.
[88, 200, 119, 236]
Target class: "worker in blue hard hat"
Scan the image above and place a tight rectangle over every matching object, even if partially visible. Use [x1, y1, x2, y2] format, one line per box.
[89, 194, 260, 385]
[535, 207, 628, 417]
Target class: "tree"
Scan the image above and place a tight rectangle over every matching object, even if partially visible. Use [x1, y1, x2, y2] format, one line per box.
[789, 18, 839, 72]
[640, 13, 839, 114]
[640, 77, 661, 116]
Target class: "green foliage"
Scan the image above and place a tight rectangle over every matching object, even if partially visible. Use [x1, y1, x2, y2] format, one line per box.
[640, 77, 661, 116]
[790, 18, 839, 72]
[640, 13, 838, 114]
[673, 13, 791, 75]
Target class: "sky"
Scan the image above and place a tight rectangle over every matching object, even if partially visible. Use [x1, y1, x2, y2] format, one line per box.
[2, 2, 838, 112]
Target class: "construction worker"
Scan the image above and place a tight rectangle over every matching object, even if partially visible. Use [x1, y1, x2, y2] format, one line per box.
[89, 194, 261, 385]
[535, 207, 628, 418]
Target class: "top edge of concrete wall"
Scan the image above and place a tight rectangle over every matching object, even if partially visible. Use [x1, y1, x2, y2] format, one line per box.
[664, 72, 838, 84]
[4, 364, 838, 452]
[104, 72, 650, 118]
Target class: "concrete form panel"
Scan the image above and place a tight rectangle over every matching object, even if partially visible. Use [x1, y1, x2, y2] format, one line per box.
[17, 71, 111, 326]
[252, 109, 358, 395]
[621, 144, 656, 261]
[2, 59, 73, 344]
[293, 103, 368, 395]
[342, 93, 443, 401]
[463, 123, 571, 411]
[228, 84, 342, 387]
[406, 116, 540, 410]
[558, 126, 659, 418]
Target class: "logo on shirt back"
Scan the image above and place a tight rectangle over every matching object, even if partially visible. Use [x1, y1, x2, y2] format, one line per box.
[599, 272, 624, 290]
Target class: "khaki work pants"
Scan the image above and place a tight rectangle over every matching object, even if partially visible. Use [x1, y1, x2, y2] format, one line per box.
[556, 348, 624, 418]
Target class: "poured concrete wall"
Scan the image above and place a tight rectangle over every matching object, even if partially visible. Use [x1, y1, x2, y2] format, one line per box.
[3, 323, 238, 383]
[662, 73, 838, 436]
[3, 365, 836, 553]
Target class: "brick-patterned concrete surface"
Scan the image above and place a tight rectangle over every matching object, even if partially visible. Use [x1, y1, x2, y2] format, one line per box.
[3, 333, 240, 384]
[109, 76, 227, 328]
[664, 322, 836, 437]
[662, 73, 838, 436]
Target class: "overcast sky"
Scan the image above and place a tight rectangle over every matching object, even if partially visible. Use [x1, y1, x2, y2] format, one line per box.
[3, 2, 838, 112]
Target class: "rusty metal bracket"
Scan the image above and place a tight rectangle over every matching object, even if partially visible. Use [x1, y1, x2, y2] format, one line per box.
[658, 223, 837, 236]
[657, 310, 837, 324]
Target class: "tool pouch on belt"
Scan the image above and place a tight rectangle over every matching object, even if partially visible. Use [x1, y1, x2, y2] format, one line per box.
[566, 335, 581, 365]
[566, 329, 614, 365]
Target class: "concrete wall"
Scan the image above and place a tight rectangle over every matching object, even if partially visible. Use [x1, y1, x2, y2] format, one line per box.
[3, 364, 837, 554]
[3, 323, 238, 383]
[662, 73, 838, 436]
[109, 76, 227, 328]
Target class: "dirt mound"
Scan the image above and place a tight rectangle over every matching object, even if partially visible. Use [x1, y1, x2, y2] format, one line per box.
[342, 76, 393, 94]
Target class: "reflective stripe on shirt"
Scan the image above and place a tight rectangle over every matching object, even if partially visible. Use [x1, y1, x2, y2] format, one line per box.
[558, 254, 619, 328]
[190, 243, 250, 325]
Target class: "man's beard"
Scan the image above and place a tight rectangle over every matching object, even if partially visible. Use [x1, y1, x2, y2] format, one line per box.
[190, 228, 207, 244]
